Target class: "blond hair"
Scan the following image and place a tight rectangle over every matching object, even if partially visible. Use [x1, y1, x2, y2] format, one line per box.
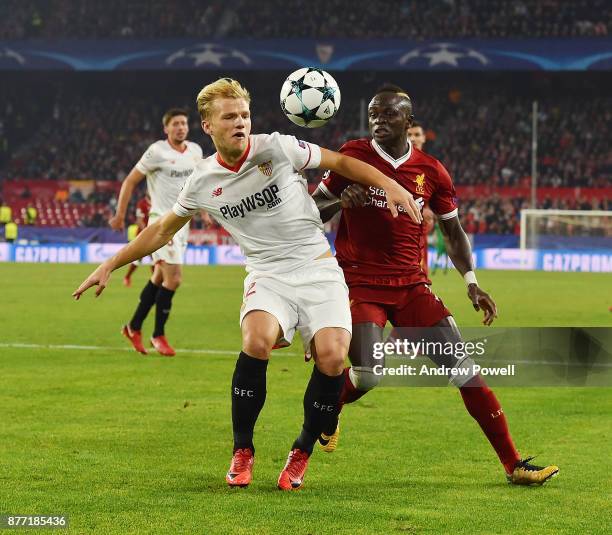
[196, 78, 251, 120]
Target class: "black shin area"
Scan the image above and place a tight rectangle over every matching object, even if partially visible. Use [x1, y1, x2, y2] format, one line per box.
[129, 281, 160, 331]
[293, 366, 344, 455]
[231, 352, 268, 453]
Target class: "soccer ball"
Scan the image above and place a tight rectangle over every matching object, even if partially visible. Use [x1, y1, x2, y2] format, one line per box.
[280, 68, 341, 128]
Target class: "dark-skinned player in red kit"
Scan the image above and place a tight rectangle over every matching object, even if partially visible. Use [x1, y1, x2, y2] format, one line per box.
[312, 84, 559, 486]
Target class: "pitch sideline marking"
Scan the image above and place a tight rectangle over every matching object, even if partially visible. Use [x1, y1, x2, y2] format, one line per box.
[0, 342, 611, 368]
[0, 341, 273, 357]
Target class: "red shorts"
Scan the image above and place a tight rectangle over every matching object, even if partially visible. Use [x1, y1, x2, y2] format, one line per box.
[348, 283, 451, 328]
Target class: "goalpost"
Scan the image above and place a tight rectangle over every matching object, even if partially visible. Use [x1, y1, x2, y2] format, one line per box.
[519, 209, 612, 250]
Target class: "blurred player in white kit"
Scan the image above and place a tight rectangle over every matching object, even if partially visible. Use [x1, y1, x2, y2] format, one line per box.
[109, 108, 203, 356]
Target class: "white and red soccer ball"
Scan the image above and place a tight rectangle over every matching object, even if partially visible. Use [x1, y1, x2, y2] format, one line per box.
[280, 67, 341, 128]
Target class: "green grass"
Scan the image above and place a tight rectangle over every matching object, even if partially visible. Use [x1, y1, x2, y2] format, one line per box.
[0, 264, 611, 534]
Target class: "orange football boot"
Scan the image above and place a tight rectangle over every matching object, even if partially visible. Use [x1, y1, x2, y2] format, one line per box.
[150, 335, 176, 357]
[121, 324, 147, 355]
[277, 449, 310, 491]
[226, 448, 255, 487]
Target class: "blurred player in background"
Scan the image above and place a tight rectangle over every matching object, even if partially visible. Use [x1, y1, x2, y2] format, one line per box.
[109, 108, 203, 357]
[408, 120, 427, 151]
[74, 77, 422, 491]
[123, 193, 152, 287]
[313, 85, 558, 485]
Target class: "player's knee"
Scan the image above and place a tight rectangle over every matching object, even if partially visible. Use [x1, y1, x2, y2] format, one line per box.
[350, 366, 381, 391]
[314, 345, 345, 375]
[313, 330, 350, 375]
[242, 332, 275, 360]
[316, 353, 345, 376]
[166, 275, 182, 290]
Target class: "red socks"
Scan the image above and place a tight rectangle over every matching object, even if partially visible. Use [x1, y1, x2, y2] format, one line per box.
[460, 375, 520, 474]
[341, 367, 521, 474]
[339, 367, 368, 408]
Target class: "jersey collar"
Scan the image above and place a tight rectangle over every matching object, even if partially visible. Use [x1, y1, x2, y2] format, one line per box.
[216, 139, 251, 173]
[370, 138, 412, 170]
[166, 139, 188, 154]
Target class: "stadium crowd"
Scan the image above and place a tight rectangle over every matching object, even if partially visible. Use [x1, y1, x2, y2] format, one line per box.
[2, 87, 610, 191]
[1, 73, 610, 235]
[1, 0, 610, 40]
[460, 196, 610, 235]
[419, 93, 612, 189]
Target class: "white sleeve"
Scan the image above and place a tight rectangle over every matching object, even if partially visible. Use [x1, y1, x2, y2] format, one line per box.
[276, 132, 322, 171]
[135, 143, 161, 175]
[172, 175, 201, 218]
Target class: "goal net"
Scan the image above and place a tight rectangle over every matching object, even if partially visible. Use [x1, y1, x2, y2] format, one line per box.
[520, 209, 612, 250]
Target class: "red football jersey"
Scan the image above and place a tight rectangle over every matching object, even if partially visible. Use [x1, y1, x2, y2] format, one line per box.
[136, 197, 151, 227]
[318, 138, 457, 286]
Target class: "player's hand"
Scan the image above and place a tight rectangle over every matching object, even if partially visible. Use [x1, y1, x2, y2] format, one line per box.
[341, 184, 369, 209]
[384, 182, 423, 223]
[72, 262, 113, 300]
[200, 210, 214, 228]
[109, 214, 125, 231]
[468, 284, 498, 326]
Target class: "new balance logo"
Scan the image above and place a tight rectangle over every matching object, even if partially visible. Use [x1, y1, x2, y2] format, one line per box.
[212, 187, 223, 197]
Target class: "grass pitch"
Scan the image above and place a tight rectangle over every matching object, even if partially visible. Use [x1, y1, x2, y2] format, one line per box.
[1, 264, 611, 534]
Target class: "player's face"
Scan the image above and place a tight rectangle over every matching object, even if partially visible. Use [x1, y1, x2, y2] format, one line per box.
[408, 126, 426, 150]
[368, 93, 411, 147]
[164, 115, 189, 144]
[202, 97, 251, 156]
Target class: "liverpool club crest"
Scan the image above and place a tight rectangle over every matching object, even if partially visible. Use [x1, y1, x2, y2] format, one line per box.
[414, 173, 426, 195]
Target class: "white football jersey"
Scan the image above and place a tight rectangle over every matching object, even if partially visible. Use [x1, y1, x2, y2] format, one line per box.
[136, 139, 203, 217]
[173, 132, 329, 273]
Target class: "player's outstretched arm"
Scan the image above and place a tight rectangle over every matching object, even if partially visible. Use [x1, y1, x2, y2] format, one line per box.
[73, 212, 191, 300]
[438, 216, 498, 326]
[109, 167, 146, 231]
[319, 148, 422, 223]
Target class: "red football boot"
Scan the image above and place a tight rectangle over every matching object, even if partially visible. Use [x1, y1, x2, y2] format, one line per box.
[121, 324, 147, 355]
[122, 276, 132, 288]
[226, 448, 254, 487]
[277, 448, 310, 491]
[150, 335, 176, 357]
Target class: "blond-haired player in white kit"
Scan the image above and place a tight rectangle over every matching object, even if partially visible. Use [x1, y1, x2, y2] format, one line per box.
[74, 78, 422, 491]
[110, 108, 203, 357]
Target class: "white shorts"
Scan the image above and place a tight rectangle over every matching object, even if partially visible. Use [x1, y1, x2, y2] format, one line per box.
[239, 256, 352, 350]
[150, 218, 189, 265]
